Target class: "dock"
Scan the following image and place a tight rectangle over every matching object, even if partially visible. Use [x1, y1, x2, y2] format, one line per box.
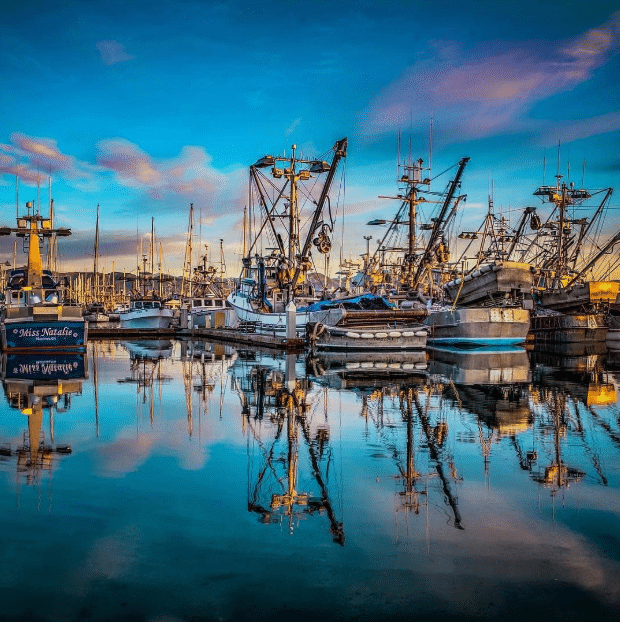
[88, 325, 306, 351]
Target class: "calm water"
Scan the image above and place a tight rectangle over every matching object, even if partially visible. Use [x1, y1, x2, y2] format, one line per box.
[1, 340, 620, 622]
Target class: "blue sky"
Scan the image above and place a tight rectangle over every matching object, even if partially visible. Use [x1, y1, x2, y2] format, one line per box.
[1, 0, 619, 276]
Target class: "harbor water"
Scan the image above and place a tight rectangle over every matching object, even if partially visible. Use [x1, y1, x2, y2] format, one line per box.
[1, 339, 619, 621]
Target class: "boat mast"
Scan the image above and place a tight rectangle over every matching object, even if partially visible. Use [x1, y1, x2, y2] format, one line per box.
[289, 144, 298, 269]
[93, 204, 100, 303]
[181, 204, 194, 298]
[412, 157, 469, 289]
[290, 137, 348, 293]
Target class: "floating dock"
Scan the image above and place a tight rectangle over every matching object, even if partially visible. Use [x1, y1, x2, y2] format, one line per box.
[88, 325, 306, 351]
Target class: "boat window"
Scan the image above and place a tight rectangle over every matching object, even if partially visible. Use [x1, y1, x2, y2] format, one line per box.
[135, 302, 143, 309]
[193, 299, 202, 307]
[205, 300, 213, 307]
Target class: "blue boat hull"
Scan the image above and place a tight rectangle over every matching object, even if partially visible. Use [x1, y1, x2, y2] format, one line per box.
[1, 320, 87, 350]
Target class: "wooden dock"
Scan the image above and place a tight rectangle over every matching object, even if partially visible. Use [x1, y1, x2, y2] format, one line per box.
[88, 325, 306, 351]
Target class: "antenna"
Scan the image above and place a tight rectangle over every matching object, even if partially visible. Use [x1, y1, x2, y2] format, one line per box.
[582, 159, 586, 188]
[397, 130, 401, 180]
[429, 114, 433, 188]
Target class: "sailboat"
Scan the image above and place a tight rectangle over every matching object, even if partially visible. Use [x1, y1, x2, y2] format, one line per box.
[84, 204, 109, 324]
[119, 218, 174, 330]
[0, 202, 88, 350]
[227, 138, 348, 334]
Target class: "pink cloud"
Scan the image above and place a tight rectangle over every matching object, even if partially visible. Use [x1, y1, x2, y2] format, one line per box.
[96, 139, 231, 212]
[96, 40, 135, 66]
[0, 133, 90, 184]
[97, 139, 162, 185]
[362, 12, 620, 140]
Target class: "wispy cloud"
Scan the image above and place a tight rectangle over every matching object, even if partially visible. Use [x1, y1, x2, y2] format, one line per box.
[362, 12, 620, 142]
[96, 40, 135, 66]
[0, 133, 92, 184]
[96, 139, 235, 214]
[285, 118, 302, 136]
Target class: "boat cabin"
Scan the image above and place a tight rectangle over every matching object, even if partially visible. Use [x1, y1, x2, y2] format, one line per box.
[131, 299, 163, 310]
[4, 269, 62, 307]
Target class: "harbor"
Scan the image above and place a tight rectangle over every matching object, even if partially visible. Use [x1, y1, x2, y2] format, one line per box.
[3, 2, 620, 619]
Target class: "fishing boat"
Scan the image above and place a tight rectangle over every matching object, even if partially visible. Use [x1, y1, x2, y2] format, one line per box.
[119, 294, 174, 330]
[425, 305, 530, 346]
[307, 320, 428, 351]
[178, 229, 236, 330]
[519, 175, 620, 343]
[0, 204, 87, 350]
[119, 219, 175, 331]
[427, 197, 535, 346]
[359, 152, 528, 345]
[227, 138, 348, 334]
[443, 205, 539, 307]
[83, 302, 109, 323]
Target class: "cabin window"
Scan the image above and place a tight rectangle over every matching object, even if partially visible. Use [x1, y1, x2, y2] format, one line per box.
[205, 300, 213, 307]
[135, 302, 143, 309]
[193, 300, 202, 307]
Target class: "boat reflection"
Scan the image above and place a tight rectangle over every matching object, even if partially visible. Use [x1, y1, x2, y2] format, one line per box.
[1, 351, 87, 485]
[179, 340, 237, 434]
[232, 351, 345, 545]
[427, 345, 531, 385]
[307, 349, 427, 390]
[527, 343, 616, 494]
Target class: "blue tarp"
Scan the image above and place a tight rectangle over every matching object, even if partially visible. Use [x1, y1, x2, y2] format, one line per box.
[299, 293, 396, 312]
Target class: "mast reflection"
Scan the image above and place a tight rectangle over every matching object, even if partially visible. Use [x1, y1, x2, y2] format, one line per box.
[232, 351, 345, 545]
[1, 351, 87, 485]
[528, 342, 616, 494]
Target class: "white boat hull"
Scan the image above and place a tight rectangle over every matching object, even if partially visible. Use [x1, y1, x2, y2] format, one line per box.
[309, 323, 427, 351]
[119, 307, 174, 330]
[226, 292, 311, 334]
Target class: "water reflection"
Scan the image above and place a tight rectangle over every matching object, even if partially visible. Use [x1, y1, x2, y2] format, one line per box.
[1, 351, 87, 486]
[0, 340, 619, 620]
[232, 350, 345, 544]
